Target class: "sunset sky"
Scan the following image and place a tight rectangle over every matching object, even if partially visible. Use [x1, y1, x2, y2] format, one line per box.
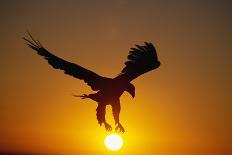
[0, 0, 231, 155]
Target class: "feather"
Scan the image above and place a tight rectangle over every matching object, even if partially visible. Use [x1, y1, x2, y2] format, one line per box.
[115, 42, 160, 82]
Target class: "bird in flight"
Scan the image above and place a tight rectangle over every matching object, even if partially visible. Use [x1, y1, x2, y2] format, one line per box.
[23, 33, 160, 133]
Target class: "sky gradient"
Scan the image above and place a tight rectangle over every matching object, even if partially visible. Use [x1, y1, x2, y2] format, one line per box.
[0, 0, 231, 155]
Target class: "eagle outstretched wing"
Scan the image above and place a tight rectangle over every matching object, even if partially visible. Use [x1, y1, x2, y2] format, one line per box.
[115, 42, 160, 82]
[23, 33, 110, 91]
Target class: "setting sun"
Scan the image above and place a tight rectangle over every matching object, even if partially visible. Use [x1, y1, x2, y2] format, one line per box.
[104, 134, 123, 151]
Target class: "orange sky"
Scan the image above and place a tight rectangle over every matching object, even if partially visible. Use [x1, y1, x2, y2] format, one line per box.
[0, 0, 231, 155]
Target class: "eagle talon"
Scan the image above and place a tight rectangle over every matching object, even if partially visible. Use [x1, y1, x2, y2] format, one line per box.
[104, 122, 112, 131]
[115, 123, 125, 133]
[72, 94, 89, 99]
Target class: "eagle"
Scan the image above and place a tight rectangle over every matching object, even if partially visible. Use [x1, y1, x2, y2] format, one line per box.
[23, 33, 160, 133]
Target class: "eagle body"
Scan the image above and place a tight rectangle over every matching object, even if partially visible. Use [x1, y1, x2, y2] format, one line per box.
[24, 32, 160, 133]
[87, 81, 134, 103]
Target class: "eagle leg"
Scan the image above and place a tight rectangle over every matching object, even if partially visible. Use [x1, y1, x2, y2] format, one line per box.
[96, 103, 112, 131]
[112, 100, 125, 133]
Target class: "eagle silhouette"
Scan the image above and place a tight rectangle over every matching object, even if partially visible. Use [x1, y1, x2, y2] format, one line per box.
[23, 33, 160, 133]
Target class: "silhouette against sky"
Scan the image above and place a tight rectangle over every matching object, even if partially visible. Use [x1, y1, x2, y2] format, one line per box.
[0, 0, 231, 155]
[24, 33, 160, 133]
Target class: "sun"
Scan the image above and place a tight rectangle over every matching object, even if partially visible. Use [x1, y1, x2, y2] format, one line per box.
[104, 134, 123, 151]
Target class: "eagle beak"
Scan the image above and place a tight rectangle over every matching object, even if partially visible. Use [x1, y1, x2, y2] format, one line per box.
[132, 92, 135, 98]
[128, 88, 135, 98]
[126, 83, 135, 99]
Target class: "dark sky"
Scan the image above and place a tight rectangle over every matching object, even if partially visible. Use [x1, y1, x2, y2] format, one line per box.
[0, 0, 231, 154]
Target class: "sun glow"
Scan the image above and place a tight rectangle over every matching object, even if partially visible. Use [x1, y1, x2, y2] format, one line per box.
[104, 134, 123, 151]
